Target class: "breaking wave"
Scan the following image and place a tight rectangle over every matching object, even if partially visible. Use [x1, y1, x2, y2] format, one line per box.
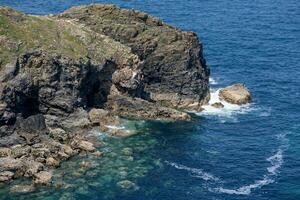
[196, 89, 253, 119]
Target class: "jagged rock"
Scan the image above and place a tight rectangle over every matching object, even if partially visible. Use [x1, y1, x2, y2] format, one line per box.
[34, 171, 52, 185]
[11, 145, 31, 158]
[88, 108, 109, 125]
[0, 147, 11, 157]
[48, 128, 67, 142]
[10, 184, 35, 193]
[0, 157, 23, 171]
[58, 4, 210, 109]
[77, 140, 96, 152]
[219, 84, 251, 105]
[211, 102, 224, 108]
[107, 95, 191, 121]
[61, 144, 75, 156]
[46, 157, 60, 167]
[0, 171, 14, 182]
[17, 114, 47, 134]
[23, 159, 44, 177]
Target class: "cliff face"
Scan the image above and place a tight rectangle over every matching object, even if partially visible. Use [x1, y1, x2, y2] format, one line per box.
[57, 5, 210, 109]
[0, 5, 209, 137]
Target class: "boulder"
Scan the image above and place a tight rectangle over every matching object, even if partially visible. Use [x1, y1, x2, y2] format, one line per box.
[34, 171, 52, 185]
[79, 140, 95, 152]
[211, 102, 224, 108]
[219, 84, 251, 105]
[0, 157, 23, 171]
[46, 157, 60, 167]
[0, 147, 11, 157]
[88, 108, 109, 124]
[23, 159, 44, 177]
[11, 145, 31, 158]
[0, 171, 14, 182]
[17, 114, 47, 134]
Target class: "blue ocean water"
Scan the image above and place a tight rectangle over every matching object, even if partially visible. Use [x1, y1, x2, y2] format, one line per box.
[0, 0, 299, 200]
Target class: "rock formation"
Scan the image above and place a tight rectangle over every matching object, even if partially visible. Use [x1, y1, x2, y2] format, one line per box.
[219, 84, 251, 105]
[0, 4, 210, 186]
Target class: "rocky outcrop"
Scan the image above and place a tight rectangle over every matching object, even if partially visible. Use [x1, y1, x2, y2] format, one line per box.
[0, 4, 210, 186]
[57, 4, 210, 110]
[219, 84, 251, 105]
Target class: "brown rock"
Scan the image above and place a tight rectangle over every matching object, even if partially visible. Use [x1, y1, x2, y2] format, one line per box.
[46, 157, 60, 167]
[88, 108, 109, 125]
[77, 140, 96, 152]
[0, 157, 23, 171]
[0, 171, 14, 182]
[11, 145, 31, 158]
[219, 84, 251, 105]
[23, 159, 44, 177]
[34, 171, 52, 185]
[0, 148, 11, 157]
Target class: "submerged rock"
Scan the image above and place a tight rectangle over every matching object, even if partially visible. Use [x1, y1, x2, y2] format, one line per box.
[0, 171, 14, 182]
[34, 171, 52, 185]
[10, 184, 35, 193]
[117, 180, 137, 190]
[219, 84, 251, 105]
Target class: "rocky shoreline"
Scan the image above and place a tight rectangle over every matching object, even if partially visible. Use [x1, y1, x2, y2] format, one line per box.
[0, 4, 251, 190]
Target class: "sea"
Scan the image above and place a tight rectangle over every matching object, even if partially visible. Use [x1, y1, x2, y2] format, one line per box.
[0, 0, 299, 199]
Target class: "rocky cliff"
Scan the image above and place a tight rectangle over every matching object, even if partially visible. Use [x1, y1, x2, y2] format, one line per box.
[0, 4, 209, 184]
[0, 4, 209, 130]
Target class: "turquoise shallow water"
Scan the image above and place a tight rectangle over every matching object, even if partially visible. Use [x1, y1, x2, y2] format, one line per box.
[0, 0, 299, 199]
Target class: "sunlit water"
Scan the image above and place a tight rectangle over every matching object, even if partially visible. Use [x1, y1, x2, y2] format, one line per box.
[0, 0, 299, 199]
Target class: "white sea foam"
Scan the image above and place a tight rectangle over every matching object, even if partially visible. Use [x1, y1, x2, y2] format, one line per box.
[209, 77, 218, 85]
[216, 176, 274, 195]
[196, 89, 252, 118]
[105, 125, 126, 130]
[267, 149, 283, 175]
[215, 148, 284, 195]
[165, 161, 219, 181]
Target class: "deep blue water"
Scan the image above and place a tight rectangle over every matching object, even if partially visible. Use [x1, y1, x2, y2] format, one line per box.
[0, 0, 299, 200]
